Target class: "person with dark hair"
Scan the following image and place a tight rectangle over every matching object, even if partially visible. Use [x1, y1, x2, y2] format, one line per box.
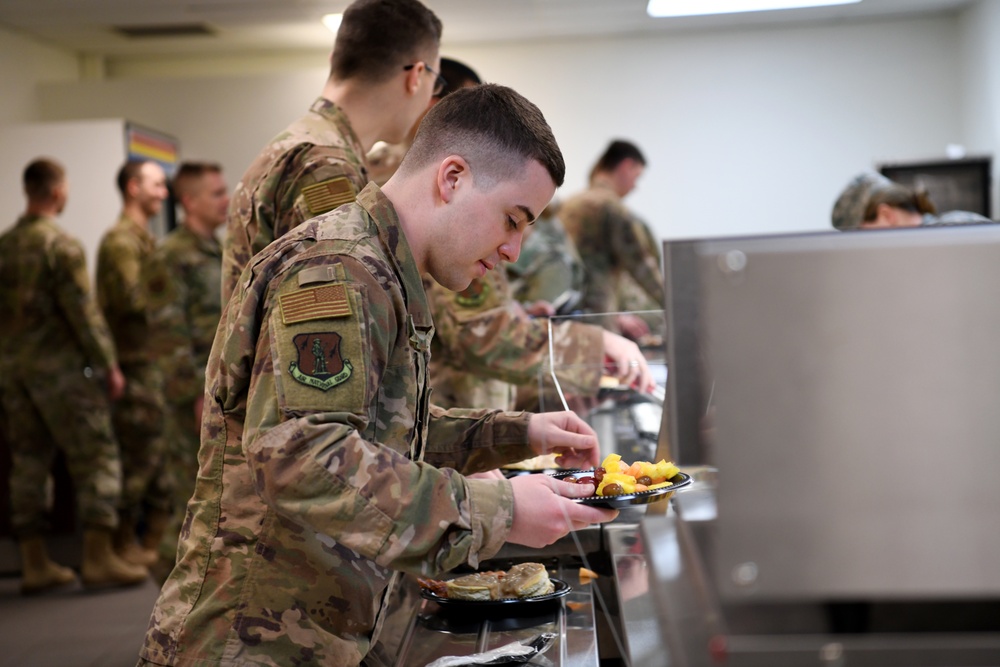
[831, 171, 992, 230]
[144, 161, 229, 577]
[96, 158, 171, 568]
[561, 139, 664, 339]
[138, 84, 616, 667]
[367, 56, 482, 185]
[0, 158, 149, 592]
[221, 0, 444, 303]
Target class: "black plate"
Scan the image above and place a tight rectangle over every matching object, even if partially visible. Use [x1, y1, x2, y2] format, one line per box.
[551, 470, 692, 509]
[420, 577, 571, 608]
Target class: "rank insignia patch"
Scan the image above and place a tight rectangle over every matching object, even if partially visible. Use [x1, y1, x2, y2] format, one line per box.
[301, 177, 356, 215]
[289, 332, 353, 391]
[280, 284, 352, 324]
[455, 278, 490, 308]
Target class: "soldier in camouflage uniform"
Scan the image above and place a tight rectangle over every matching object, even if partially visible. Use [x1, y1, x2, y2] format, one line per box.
[221, 0, 447, 304]
[138, 84, 616, 667]
[145, 162, 228, 574]
[506, 203, 585, 308]
[561, 140, 664, 339]
[426, 266, 655, 412]
[97, 159, 171, 568]
[0, 158, 148, 592]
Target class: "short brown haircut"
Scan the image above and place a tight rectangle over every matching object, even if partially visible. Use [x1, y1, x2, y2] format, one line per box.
[590, 140, 646, 181]
[863, 184, 936, 222]
[173, 161, 222, 201]
[23, 158, 65, 201]
[330, 0, 442, 84]
[116, 159, 152, 198]
[399, 83, 565, 188]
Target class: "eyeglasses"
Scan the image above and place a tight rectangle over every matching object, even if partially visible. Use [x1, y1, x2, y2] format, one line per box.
[404, 62, 447, 96]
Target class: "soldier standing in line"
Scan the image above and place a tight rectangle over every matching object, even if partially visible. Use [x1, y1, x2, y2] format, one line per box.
[221, 0, 446, 304]
[560, 140, 665, 339]
[96, 158, 171, 567]
[0, 158, 149, 592]
[145, 162, 227, 577]
[138, 84, 617, 667]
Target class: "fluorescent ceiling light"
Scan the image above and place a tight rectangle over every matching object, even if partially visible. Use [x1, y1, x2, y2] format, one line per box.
[322, 13, 343, 34]
[647, 0, 862, 18]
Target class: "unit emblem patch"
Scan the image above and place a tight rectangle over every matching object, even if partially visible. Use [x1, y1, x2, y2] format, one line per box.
[455, 278, 490, 308]
[288, 332, 353, 391]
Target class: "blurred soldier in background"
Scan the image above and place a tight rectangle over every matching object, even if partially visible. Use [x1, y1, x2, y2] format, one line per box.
[0, 158, 148, 592]
[146, 162, 227, 577]
[96, 158, 171, 568]
[561, 140, 664, 339]
[221, 0, 445, 303]
[506, 201, 585, 309]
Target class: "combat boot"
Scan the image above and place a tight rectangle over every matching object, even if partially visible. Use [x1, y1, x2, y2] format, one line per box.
[18, 536, 77, 595]
[81, 528, 149, 588]
[114, 521, 158, 567]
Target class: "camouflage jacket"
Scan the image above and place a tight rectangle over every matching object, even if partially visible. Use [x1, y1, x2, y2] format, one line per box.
[0, 214, 117, 376]
[426, 267, 604, 411]
[139, 183, 534, 667]
[506, 213, 585, 307]
[147, 225, 222, 405]
[560, 182, 664, 317]
[96, 212, 158, 365]
[221, 97, 369, 304]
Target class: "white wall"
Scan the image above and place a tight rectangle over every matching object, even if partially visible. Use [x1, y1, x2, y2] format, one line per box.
[32, 14, 972, 242]
[0, 120, 130, 274]
[0, 25, 78, 125]
[959, 0, 1000, 217]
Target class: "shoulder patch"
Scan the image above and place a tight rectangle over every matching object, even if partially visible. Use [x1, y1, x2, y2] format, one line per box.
[455, 278, 490, 308]
[280, 284, 352, 324]
[301, 177, 356, 215]
[288, 332, 353, 391]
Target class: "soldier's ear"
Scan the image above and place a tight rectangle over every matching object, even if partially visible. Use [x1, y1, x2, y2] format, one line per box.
[435, 155, 470, 204]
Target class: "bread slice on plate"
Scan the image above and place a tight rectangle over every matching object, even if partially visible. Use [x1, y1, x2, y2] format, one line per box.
[445, 572, 501, 601]
[501, 563, 554, 599]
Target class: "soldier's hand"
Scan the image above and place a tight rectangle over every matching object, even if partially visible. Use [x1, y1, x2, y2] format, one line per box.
[106, 364, 126, 402]
[601, 331, 655, 393]
[616, 313, 650, 342]
[526, 411, 601, 470]
[507, 474, 618, 548]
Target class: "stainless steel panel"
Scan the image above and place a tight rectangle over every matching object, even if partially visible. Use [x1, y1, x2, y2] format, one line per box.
[693, 225, 1000, 600]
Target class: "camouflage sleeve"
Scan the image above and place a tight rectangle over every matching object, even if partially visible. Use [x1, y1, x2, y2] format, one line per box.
[97, 231, 148, 320]
[146, 247, 200, 404]
[273, 145, 368, 243]
[423, 404, 535, 474]
[241, 255, 519, 574]
[427, 271, 604, 396]
[52, 235, 118, 370]
[222, 146, 368, 305]
[606, 204, 665, 305]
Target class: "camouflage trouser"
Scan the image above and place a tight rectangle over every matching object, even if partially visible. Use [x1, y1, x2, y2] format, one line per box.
[113, 362, 170, 521]
[1, 369, 122, 536]
[157, 397, 200, 561]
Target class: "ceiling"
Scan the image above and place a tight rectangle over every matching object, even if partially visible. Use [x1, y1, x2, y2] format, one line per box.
[0, 0, 977, 59]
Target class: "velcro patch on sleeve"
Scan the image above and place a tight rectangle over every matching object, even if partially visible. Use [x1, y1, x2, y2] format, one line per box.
[280, 284, 352, 324]
[301, 177, 356, 215]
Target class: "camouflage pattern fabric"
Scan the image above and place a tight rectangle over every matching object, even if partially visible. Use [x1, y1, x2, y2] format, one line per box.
[426, 268, 604, 411]
[138, 183, 535, 667]
[560, 182, 664, 329]
[0, 214, 122, 534]
[221, 97, 369, 304]
[506, 213, 585, 307]
[145, 225, 223, 557]
[96, 213, 169, 518]
[830, 170, 894, 230]
[613, 216, 666, 334]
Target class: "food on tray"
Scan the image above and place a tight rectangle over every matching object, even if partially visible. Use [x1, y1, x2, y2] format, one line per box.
[578, 567, 599, 584]
[418, 562, 554, 601]
[501, 562, 554, 598]
[565, 453, 680, 497]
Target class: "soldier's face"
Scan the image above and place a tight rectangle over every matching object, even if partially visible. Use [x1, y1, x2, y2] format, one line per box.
[188, 171, 230, 229]
[136, 162, 168, 217]
[614, 159, 645, 198]
[427, 158, 555, 291]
